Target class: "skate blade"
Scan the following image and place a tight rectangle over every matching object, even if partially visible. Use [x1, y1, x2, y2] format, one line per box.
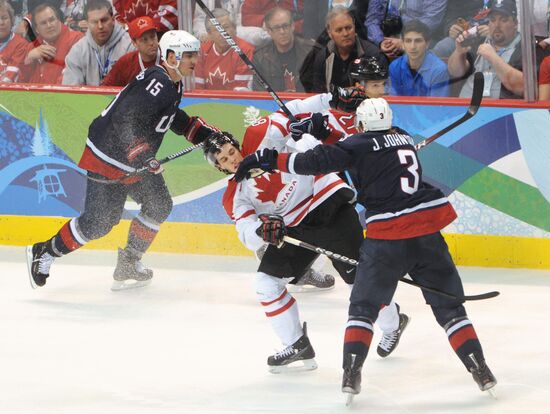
[25, 246, 37, 290]
[268, 358, 318, 374]
[344, 392, 355, 407]
[288, 284, 335, 293]
[111, 279, 152, 291]
[486, 386, 497, 400]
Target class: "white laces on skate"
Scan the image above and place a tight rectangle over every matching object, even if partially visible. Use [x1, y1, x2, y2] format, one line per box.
[273, 345, 296, 360]
[38, 252, 55, 275]
[378, 330, 398, 352]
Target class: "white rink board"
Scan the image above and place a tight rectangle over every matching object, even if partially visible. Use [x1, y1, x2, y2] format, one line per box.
[1, 246, 549, 414]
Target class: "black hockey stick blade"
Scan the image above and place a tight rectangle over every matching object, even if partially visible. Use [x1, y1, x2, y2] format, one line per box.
[415, 71, 484, 150]
[283, 236, 499, 302]
[399, 277, 499, 301]
[194, 0, 297, 122]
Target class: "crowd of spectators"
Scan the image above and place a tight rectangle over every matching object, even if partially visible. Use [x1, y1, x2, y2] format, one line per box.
[0, 0, 549, 100]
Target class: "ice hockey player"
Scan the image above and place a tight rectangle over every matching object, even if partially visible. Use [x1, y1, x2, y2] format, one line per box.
[349, 55, 388, 99]
[234, 98, 497, 399]
[26, 30, 219, 291]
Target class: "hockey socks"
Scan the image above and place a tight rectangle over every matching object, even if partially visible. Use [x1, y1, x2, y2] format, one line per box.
[260, 287, 302, 346]
[125, 214, 160, 257]
[445, 317, 485, 369]
[344, 316, 374, 360]
[51, 218, 88, 256]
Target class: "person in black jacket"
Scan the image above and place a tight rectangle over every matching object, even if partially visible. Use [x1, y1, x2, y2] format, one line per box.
[26, 30, 220, 291]
[234, 98, 497, 401]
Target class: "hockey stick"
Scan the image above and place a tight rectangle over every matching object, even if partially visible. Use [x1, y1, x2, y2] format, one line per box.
[78, 143, 204, 184]
[283, 235, 500, 301]
[415, 72, 484, 151]
[194, 0, 297, 122]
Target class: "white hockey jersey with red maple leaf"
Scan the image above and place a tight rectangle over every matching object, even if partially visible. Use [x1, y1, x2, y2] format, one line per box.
[112, 0, 178, 33]
[222, 94, 357, 251]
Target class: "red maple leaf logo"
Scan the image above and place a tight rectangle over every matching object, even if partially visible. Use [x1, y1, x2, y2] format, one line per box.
[254, 173, 286, 204]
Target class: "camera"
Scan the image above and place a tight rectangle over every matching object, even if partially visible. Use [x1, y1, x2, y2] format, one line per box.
[460, 26, 479, 48]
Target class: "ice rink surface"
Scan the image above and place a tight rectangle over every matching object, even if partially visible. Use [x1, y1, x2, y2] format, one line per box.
[1, 246, 549, 414]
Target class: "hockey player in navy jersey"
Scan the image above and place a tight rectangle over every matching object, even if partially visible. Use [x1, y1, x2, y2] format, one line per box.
[26, 30, 220, 291]
[234, 98, 497, 397]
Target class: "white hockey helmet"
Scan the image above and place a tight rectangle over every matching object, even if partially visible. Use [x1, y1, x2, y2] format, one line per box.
[159, 30, 200, 63]
[354, 98, 393, 132]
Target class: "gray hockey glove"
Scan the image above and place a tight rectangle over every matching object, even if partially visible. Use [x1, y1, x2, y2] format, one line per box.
[256, 214, 286, 245]
[289, 112, 331, 141]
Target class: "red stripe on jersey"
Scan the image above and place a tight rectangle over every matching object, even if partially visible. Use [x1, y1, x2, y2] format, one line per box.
[222, 179, 238, 220]
[449, 325, 478, 351]
[287, 180, 345, 227]
[235, 209, 255, 222]
[265, 297, 296, 317]
[78, 146, 136, 181]
[366, 203, 457, 240]
[324, 130, 345, 145]
[271, 120, 288, 137]
[58, 222, 82, 251]
[344, 327, 373, 346]
[129, 219, 158, 242]
[261, 289, 289, 306]
[277, 153, 291, 172]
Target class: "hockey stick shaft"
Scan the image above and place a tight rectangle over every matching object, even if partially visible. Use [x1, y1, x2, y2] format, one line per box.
[415, 72, 484, 151]
[194, 0, 297, 122]
[283, 235, 499, 301]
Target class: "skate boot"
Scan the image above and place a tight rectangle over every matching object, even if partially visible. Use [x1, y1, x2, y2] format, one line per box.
[26, 242, 57, 289]
[467, 353, 497, 396]
[267, 322, 317, 373]
[377, 313, 410, 358]
[342, 353, 365, 406]
[111, 248, 153, 291]
[289, 269, 336, 293]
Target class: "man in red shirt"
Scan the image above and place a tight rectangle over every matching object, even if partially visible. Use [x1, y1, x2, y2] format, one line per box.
[194, 8, 254, 91]
[102, 16, 160, 87]
[241, 0, 303, 33]
[112, 0, 178, 35]
[539, 55, 550, 100]
[0, 0, 28, 82]
[20, 4, 83, 84]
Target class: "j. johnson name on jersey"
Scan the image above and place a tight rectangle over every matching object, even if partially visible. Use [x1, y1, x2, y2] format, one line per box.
[372, 133, 415, 151]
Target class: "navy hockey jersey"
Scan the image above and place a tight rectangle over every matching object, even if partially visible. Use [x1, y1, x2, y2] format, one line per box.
[276, 127, 457, 239]
[79, 65, 192, 179]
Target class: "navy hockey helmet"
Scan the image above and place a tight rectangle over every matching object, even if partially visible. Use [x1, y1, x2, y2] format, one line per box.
[349, 56, 388, 82]
[203, 131, 241, 174]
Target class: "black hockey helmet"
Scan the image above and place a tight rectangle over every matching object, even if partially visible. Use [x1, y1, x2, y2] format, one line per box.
[349, 56, 388, 82]
[203, 131, 240, 174]
[329, 84, 367, 113]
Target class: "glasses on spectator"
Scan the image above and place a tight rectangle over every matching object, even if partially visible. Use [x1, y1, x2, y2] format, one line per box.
[268, 23, 292, 32]
[36, 15, 58, 28]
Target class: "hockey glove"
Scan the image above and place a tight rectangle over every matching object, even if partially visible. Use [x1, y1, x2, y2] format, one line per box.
[144, 157, 164, 174]
[329, 84, 367, 113]
[256, 214, 286, 246]
[183, 116, 220, 144]
[234, 148, 279, 182]
[289, 112, 331, 141]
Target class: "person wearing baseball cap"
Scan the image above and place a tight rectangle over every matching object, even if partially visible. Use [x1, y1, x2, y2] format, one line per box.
[102, 16, 160, 86]
[448, 0, 523, 99]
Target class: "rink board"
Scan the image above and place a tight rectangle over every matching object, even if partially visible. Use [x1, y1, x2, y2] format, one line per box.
[0, 86, 549, 268]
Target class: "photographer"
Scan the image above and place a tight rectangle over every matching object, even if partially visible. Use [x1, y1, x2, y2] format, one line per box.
[447, 0, 523, 99]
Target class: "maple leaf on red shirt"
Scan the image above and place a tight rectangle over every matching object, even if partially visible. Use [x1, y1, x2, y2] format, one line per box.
[254, 173, 286, 204]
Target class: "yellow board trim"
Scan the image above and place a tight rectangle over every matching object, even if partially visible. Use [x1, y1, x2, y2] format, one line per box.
[1, 216, 549, 268]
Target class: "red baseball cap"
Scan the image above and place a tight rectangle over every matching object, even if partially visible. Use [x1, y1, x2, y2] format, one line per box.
[128, 16, 157, 40]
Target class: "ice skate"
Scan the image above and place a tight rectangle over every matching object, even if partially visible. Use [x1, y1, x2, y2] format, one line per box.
[267, 322, 317, 373]
[26, 242, 56, 289]
[111, 248, 153, 291]
[342, 353, 364, 406]
[467, 353, 497, 398]
[288, 269, 335, 293]
[377, 313, 410, 357]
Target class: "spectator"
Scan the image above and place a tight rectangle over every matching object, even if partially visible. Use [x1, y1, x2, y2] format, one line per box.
[432, 0, 488, 59]
[101, 16, 159, 87]
[539, 55, 550, 100]
[302, 0, 360, 41]
[448, 0, 523, 99]
[389, 20, 449, 96]
[192, 0, 269, 46]
[0, 0, 29, 82]
[63, 0, 134, 85]
[252, 7, 312, 92]
[20, 3, 83, 84]
[367, 0, 447, 59]
[241, 0, 304, 33]
[64, 0, 89, 32]
[112, 0, 177, 35]
[195, 8, 254, 90]
[306, 6, 384, 93]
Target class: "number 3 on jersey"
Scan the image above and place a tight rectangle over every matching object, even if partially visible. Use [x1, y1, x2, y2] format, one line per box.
[397, 149, 419, 194]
